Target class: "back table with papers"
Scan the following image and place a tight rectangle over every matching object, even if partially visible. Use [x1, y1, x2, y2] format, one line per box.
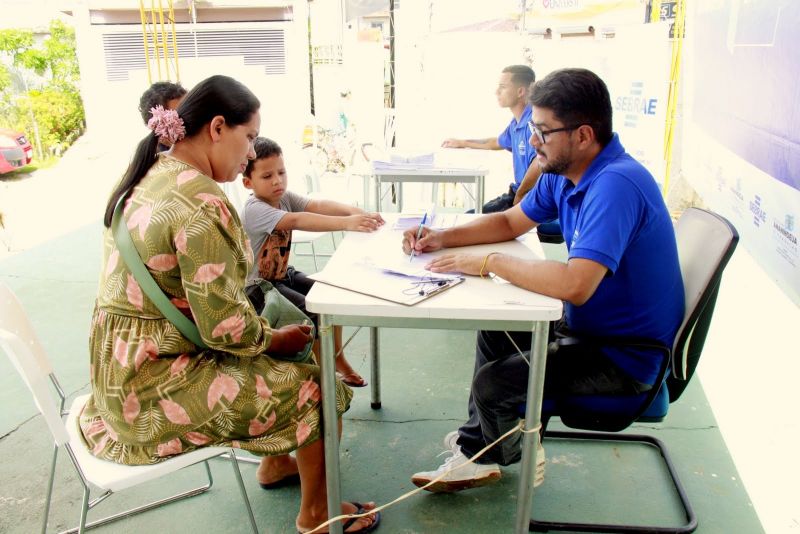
[306, 216, 563, 534]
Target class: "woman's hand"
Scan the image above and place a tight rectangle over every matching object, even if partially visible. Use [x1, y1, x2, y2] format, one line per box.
[425, 253, 484, 276]
[344, 213, 384, 232]
[402, 226, 443, 255]
[267, 324, 313, 356]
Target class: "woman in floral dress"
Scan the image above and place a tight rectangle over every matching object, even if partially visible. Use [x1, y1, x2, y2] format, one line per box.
[79, 75, 380, 533]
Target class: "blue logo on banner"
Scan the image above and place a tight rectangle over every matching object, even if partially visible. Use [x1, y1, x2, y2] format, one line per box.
[749, 195, 767, 227]
[614, 82, 658, 129]
[773, 215, 797, 245]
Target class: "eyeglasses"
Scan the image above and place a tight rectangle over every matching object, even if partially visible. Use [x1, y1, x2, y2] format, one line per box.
[527, 121, 581, 144]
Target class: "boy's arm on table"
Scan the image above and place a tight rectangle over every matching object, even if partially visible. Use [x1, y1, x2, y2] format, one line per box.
[273, 208, 383, 233]
[305, 198, 362, 216]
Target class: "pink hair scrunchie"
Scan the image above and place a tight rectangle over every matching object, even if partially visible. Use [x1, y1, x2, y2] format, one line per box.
[147, 105, 186, 145]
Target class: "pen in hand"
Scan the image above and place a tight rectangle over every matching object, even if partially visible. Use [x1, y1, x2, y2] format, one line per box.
[409, 212, 428, 262]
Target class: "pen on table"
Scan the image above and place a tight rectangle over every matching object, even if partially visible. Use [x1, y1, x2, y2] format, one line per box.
[409, 212, 428, 262]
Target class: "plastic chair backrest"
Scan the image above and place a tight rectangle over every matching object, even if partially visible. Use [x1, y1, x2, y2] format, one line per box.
[668, 208, 738, 400]
[0, 282, 70, 445]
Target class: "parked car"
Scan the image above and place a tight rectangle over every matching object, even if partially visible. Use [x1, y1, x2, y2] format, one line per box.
[0, 129, 33, 174]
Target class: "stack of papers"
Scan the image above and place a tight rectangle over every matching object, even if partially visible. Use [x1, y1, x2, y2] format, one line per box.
[372, 150, 435, 171]
[390, 152, 434, 166]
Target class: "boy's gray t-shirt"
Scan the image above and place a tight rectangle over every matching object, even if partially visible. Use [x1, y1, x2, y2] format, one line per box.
[240, 191, 310, 282]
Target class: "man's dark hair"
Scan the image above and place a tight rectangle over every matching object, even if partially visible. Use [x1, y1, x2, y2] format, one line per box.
[529, 68, 613, 146]
[502, 65, 535, 88]
[244, 137, 283, 177]
[138, 81, 187, 124]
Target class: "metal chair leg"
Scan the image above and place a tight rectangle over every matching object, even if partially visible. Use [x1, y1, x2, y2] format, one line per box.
[41, 445, 59, 534]
[77, 485, 90, 534]
[228, 448, 259, 533]
[57, 460, 218, 534]
[529, 430, 697, 534]
[310, 242, 318, 271]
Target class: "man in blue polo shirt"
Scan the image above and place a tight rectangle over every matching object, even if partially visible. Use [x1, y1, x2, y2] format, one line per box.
[442, 65, 540, 213]
[405, 68, 684, 493]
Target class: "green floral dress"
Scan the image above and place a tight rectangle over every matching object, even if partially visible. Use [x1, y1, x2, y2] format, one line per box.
[79, 154, 352, 465]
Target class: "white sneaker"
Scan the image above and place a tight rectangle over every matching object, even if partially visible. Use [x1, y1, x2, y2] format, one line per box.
[441, 431, 545, 487]
[443, 430, 460, 452]
[411, 449, 501, 493]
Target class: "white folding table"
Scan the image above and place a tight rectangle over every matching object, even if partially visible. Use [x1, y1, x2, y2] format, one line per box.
[306, 219, 562, 534]
[367, 165, 488, 213]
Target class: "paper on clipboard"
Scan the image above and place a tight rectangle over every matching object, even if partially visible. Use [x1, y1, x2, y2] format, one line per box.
[308, 258, 464, 305]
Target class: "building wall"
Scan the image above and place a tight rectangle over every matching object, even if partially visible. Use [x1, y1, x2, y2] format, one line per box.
[71, 2, 311, 149]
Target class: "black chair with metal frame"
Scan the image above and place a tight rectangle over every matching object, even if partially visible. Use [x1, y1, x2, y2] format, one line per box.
[529, 207, 739, 533]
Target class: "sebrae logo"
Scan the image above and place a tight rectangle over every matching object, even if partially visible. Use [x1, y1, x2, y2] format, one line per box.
[570, 228, 580, 248]
[614, 81, 657, 129]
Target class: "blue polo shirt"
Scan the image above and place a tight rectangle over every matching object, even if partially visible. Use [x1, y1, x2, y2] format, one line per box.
[497, 105, 535, 192]
[520, 134, 684, 384]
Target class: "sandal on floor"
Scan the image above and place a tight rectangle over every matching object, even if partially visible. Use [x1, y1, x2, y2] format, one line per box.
[336, 371, 368, 388]
[297, 502, 381, 534]
[259, 472, 300, 489]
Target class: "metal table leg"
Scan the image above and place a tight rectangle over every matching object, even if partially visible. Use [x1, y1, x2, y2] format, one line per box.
[515, 321, 549, 533]
[320, 315, 343, 534]
[369, 327, 381, 409]
[476, 176, 485, 214]
[374, 176, 382, 213]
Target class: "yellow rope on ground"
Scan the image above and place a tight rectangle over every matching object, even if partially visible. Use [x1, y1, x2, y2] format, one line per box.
[305, 420, 542, 534]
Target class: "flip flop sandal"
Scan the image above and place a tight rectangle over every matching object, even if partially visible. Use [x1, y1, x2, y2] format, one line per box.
[297, 502, 381, 534]
[336, 371, 368, 388]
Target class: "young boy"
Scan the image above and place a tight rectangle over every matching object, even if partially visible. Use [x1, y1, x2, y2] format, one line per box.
[137, 81, 187, 125]
[241, 137, 385, 387]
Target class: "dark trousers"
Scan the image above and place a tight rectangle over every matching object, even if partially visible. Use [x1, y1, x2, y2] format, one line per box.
[466, 188, 515, 214]
[457, 324, 647, 466]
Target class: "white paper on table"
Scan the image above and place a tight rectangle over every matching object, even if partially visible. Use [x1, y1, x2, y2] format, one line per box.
[309, 255, 464, 305]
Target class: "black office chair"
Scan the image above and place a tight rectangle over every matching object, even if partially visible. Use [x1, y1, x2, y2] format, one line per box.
[528, 207, 739, 533]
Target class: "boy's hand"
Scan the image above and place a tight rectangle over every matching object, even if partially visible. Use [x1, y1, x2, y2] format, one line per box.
[345, 213, 384, 232]
[402, 226, 443, 255]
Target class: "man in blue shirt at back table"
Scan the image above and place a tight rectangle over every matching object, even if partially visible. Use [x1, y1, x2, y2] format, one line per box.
[442, 65, 540, 212]
[405, 68, 684, 493]
[442, 65, 561, 241]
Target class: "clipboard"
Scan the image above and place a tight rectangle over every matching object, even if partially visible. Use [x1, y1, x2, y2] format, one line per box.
[309, 263, 464, 305]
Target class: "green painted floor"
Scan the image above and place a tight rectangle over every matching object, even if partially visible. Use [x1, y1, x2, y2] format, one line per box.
[0, 221, 763, 533]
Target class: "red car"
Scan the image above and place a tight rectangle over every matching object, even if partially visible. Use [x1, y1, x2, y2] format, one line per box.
[0, 128, 33, 174]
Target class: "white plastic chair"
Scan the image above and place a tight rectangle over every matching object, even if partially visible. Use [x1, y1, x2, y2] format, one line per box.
[292, 229, 337, 272]
[0, 282, 258, 534]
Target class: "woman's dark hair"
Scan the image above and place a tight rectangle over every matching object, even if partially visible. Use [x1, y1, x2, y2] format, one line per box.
[104, 75, 260, 227]
[243, 137, 283, 177]
[529, 68, 613, 146]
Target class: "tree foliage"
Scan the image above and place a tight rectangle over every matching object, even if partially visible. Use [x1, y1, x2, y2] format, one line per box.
[0, 20, 84, 157]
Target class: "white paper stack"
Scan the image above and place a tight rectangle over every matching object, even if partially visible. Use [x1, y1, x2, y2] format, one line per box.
[372, 150, 435, 171]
